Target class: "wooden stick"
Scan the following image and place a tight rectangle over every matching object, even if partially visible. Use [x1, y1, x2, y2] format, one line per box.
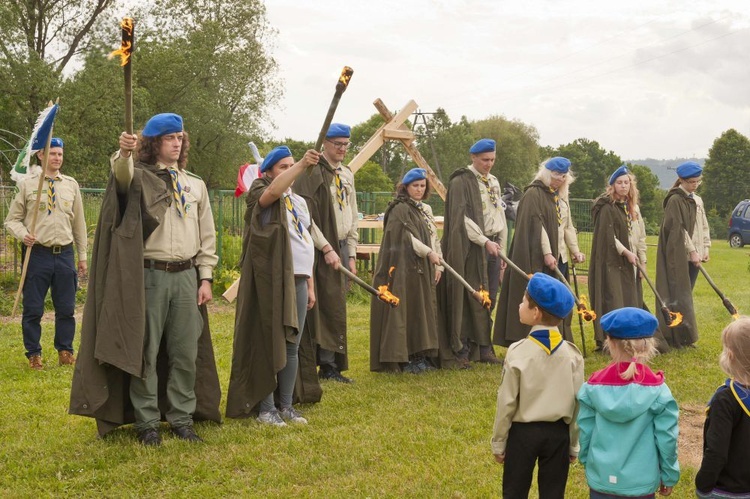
[497, 252, 530, 282]
[570, 264, 588, 357]
[12, 129, 55, 317]
[439, 257, 489, 308]
[698, 265, 739, 317]
[313, 67, 353, 152]
[338, 264, 398, 307]
[634, 260, 676, 326]
[122, 18, 134, 134]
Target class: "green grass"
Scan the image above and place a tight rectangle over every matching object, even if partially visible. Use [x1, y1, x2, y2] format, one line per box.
[0, 238, 748, 497]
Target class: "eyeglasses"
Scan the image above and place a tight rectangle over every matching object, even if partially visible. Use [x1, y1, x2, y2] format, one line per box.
[550, 172, 568, 180]
[326, 140, 351, 150]
[685, 179, 703, 186]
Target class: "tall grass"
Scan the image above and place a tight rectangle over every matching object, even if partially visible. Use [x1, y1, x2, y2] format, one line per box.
[0, 238, 747, 497]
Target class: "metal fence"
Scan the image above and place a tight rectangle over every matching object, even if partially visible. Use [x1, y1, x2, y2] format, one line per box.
[0, 185, 594, 281]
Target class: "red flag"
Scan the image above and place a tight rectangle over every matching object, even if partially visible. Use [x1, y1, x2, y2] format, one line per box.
[234, 162, 261, 197]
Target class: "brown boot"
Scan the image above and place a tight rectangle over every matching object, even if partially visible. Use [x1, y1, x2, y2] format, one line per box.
[29, 354, 43, 370]
[58, 350, 76, 366]
[479, 347, 503, 365]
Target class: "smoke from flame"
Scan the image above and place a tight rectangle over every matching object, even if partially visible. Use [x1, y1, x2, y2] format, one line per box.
[108, 18, 134, 66]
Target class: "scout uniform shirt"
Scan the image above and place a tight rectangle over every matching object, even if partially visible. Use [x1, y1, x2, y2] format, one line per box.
[613, 204, 648, 264]
[683, 189, 711, 260]
[111, 153, 218, 279]
[409, 200, 444, 272]
[463, 165, 508, 253]
[328, 160, 359, 257]
[541, 193, 580, 264]
[5, 171, 88, 262]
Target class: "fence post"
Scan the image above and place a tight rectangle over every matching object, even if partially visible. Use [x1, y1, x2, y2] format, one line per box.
[214, 190, 224, 267]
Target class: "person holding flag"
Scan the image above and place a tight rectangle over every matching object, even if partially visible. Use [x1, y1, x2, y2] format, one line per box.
[5, 136, 88, 370]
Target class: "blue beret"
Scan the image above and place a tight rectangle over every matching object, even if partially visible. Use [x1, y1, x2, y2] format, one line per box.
[608, 165, 629, 185]
[402, 168, 427, 185]
[142, 113, 184, 137]
[600, 307, 658, 339]
[545, 157, 571, 173]
[260, 145, 293, 173]
[49, 137, 64, 149]
[326, 123, 351, 138]
[527, 272, 575, 319]
[676, 161, 703, 179]
[469, 139, 496, 154]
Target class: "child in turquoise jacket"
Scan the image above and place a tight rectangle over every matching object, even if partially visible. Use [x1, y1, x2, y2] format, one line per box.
[577, 307, 680, 498]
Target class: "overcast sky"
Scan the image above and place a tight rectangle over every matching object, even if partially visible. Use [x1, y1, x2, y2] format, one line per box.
[264, 0, 749, 160]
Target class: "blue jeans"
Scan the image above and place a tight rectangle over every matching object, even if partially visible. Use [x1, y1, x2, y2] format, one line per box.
[21, 245, 77, 357]
[260, 277, 309, 412]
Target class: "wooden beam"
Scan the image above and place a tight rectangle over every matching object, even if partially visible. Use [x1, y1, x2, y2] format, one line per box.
[348, 132, 385, 173]
[382, 128, 414, 140]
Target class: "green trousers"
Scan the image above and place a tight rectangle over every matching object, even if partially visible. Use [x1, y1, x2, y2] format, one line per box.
[130, 268, 202, 431]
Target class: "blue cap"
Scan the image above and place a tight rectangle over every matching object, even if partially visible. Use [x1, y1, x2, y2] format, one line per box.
[260, 145, 293, 173]
[527, 272, 575, 319]
[402, 168, 427, 185]
[326, 123, 351, 138]
[49, 138, 64, 149]
[469, 139, 496, 154]
[600, 307, 658, 339]
[142, 113, 184, 137]
[608, 165, 629, 185]
[545, 157, 571, 173]
[676, 161, 702, 179]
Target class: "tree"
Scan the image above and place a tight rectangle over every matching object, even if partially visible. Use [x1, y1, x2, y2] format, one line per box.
[547, 139, 622, 199]
[702, 129, 750, 219]
[413, 108, 473, 182]
[354, 161, 394, 194]
[471, 115, 541, 187]
[628, 164, 663, 230]
[0, 0, 115, 133]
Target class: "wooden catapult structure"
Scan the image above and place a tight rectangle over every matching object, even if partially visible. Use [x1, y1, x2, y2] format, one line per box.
[348, 98, 446, 200]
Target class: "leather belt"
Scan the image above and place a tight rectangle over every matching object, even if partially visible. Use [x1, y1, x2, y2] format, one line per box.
[34, 243, 72, 254]
[144, 259, 195, 272]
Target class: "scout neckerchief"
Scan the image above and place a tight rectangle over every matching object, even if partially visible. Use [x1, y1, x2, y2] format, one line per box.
[619, 201, 632, 233]
[46, 177, 56, 215]
[528, 327, 563, 355]
[334, 168, 345, 211]
[478, 175, 498, 208]
[415, 201, 435, 238]
[550, 188, 562, 225]
[169, 168, 186, 217]
[707, 379, 750, 417]
[284, 193, 306, 241]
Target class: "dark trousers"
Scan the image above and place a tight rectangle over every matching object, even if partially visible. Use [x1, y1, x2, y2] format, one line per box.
[486, 234, 502, 314]
[689, 261, 700, 289]
[21, 245, 77, 358]
[503, 420, 570, 499]
[318, 239, 350, 369]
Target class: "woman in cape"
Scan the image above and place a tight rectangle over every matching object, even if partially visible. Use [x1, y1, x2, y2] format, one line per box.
[370, 168, 442, 374]
[588, 165, 648, 350]
[226, 146, 340, 425]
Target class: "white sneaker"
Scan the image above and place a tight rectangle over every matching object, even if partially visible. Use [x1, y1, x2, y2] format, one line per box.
[257, 410, 287, 427]
[279, 406, 308, 424]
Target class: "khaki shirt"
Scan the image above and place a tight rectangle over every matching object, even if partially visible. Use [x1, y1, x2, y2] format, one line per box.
[5, 172, 88, 261]
[112, 153, 218, 280]
[464, 166, 508, 254]
[491, 325, 584, 456]
[541, 196, 580, 264]
[409, 201, 443, 272]
[614, 204, 648, 264]
[685, 191, 711, 259]
[328, 162, 359, 257]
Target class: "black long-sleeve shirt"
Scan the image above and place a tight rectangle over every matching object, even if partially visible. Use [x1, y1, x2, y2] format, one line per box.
[695, 385, 750, 494]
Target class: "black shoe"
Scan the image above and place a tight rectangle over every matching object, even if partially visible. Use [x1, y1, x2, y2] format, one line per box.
[413, 358, 436, 373]
[171, 425, 203, 443]
[319, 365, 354, 383]
[402, 361, 422, 375]
[138, 428, 162, 447]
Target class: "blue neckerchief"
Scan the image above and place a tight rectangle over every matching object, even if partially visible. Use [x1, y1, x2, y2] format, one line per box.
[707, 379, 750, 417]
[528, 328, 563, 355]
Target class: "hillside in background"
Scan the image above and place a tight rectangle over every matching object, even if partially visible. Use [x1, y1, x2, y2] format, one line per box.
[626, 158, 705, 189]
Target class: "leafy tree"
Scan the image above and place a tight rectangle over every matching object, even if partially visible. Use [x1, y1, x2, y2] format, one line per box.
[413, 108, 473, 182]
[471, 115, 541, 187]
[0, 0, 115, 134]
[354, 161, 394, 194]
[547, 139, 622, 199]
[702, 129, 750, 218]
[628, 164, 663, 228]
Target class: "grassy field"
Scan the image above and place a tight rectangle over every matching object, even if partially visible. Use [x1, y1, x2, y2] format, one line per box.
[0, 238, 748, 498]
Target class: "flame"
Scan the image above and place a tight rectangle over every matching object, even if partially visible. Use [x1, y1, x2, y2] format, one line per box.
[733, 313, 740, 320]
[338, 66, 354, 88]
[377, 285, 400, 307]
[668, 312, 683, 327]
[388, 266, 395, 277]
[576, 294, 596, 322]
[476, 287, 491, 310]
[108, 18, 134, 66]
